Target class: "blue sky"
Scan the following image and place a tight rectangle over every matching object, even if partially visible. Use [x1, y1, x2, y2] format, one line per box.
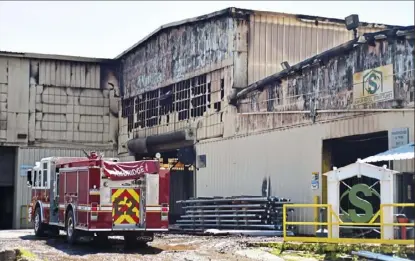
[0, 1, 413, 58]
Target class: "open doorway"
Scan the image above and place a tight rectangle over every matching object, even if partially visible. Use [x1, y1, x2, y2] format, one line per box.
[321, 131, 389, 238]
[155, 148, 195, 225]
[0, 146, 17, 230]
[322, 131, 389, 203]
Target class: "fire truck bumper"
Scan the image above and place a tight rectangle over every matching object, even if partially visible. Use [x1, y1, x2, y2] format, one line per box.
[78, 228, 169, 232]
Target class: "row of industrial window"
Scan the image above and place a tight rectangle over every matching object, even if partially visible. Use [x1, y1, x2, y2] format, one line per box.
[121, 73, 225, 132]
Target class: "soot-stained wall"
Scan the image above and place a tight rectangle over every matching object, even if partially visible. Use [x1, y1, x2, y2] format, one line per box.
[121, 17, 235, 98]
[236, 33, 414, 135]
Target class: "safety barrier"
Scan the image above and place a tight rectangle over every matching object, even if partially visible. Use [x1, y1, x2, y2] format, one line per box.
[283, 203, 415, 245]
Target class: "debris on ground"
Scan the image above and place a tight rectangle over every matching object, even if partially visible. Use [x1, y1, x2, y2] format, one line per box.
[0, 229, 283, 261]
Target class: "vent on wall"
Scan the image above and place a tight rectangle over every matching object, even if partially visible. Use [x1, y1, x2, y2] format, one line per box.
[17, 134, 27, 139]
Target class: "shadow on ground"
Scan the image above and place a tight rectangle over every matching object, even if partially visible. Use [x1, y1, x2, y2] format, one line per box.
[19, 235, 163, 256]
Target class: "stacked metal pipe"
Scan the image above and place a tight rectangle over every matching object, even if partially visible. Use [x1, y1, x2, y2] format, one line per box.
[175, 196, 295, 233]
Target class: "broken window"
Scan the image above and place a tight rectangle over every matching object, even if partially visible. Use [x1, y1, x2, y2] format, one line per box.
[121, 97, 134, 132]
[145, 89, 159, 127]
[266, 85, 275, 112]
[176, 80, 190, 121]
[191, 75, 208, 117]
[159, 85, 174, 125]
[120, 71, 225, 131]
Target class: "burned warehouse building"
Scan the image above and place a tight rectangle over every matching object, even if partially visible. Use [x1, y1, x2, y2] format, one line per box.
[0, 7, 413, 231]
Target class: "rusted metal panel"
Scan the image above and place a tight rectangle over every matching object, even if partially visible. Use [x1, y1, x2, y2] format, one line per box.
[14, 147, 117, 229]
[121, 17, 235, 98]
[247, 12, 388, 85]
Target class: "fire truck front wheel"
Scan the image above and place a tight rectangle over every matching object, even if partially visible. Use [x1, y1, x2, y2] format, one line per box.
[34, 207, 46, 237]
[66, 210, 78, 245]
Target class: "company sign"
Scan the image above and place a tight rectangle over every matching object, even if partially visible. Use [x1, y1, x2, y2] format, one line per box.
[389, 127, 409, 149]
[340, 183, 380, 223]
[353, 64, 394, 105]
[103, 160, 160, 181]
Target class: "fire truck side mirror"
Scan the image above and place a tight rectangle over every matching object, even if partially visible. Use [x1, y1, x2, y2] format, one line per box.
[27, 170, 33, 187]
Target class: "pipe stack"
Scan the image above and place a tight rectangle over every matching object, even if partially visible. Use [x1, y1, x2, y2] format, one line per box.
[175, 196, 295, 234]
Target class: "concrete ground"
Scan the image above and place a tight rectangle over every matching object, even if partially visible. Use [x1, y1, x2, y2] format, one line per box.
[0, 229, 284, 261]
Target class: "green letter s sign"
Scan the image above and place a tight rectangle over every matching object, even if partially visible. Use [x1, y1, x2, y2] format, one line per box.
[348, 184, 374, 223]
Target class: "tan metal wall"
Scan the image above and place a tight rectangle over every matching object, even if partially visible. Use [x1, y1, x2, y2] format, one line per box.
[0, 56, 119, 148]
[195, 111, 414, 232]
[14, 147, 117, 229]
[247, 13, 385, 84]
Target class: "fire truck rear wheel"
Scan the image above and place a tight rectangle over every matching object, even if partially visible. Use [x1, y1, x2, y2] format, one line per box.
[66, 210, 78, 245]
[34, 207, 45, 237]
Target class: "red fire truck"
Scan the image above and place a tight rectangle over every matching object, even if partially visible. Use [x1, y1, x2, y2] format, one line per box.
[26, 152, 170, 247]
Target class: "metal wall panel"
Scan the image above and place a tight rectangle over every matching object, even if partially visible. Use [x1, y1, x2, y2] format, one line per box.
[38, 60, 100, 89]
[14, 147, 117, 229]
[247, 13, 384, 84]
[195, 111, 414, 233]
[1, 56, 119, 148]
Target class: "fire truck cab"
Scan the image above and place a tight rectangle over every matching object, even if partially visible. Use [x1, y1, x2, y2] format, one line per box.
[26, 152, 170, 247]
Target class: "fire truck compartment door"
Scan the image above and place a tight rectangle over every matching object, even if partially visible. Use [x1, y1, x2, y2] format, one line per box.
[111, 188, 142, 229]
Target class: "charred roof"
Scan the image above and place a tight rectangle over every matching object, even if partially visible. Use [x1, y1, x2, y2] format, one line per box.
[115, 7, 398, 60]
[231, 25, 415, 104]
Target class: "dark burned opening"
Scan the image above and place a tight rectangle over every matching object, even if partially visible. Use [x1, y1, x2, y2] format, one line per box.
[151, 149, 194, 226]
[323, 131, 388, 238]
[121, 72, 225, 131]
[0, 146, 16, 230]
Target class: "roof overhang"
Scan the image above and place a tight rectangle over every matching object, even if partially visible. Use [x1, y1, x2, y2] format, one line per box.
[0, 50, 114, 63]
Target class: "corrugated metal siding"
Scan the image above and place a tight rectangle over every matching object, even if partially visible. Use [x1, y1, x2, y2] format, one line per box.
[1, 56, 119, 147]
[195, 111, 414, 233]
[37, 60, 101, 89]
[247, 13, 385, 84]
[14, 147, 117, 229]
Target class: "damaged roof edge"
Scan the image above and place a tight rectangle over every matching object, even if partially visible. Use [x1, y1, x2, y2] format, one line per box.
[114, 7, 250, 60]
[0, 50, 114, 63]
[232, 25, 415, 102]
[114, 7, 397, 61]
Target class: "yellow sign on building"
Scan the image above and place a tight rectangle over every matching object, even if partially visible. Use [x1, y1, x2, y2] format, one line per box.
[353, 63, 394, 105]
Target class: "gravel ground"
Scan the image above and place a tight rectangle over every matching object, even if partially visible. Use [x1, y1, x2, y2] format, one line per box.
[0, 230, 284, 261]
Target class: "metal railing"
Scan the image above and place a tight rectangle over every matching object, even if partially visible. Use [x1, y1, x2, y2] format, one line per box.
[283, 203, 415, 245]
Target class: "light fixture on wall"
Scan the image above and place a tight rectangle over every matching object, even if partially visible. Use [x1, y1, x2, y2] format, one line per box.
[345, 14, 360, 39]
[281, 61, 290, 70]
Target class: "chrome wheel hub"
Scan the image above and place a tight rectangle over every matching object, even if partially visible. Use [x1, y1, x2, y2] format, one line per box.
[67, 217, 74, 237]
